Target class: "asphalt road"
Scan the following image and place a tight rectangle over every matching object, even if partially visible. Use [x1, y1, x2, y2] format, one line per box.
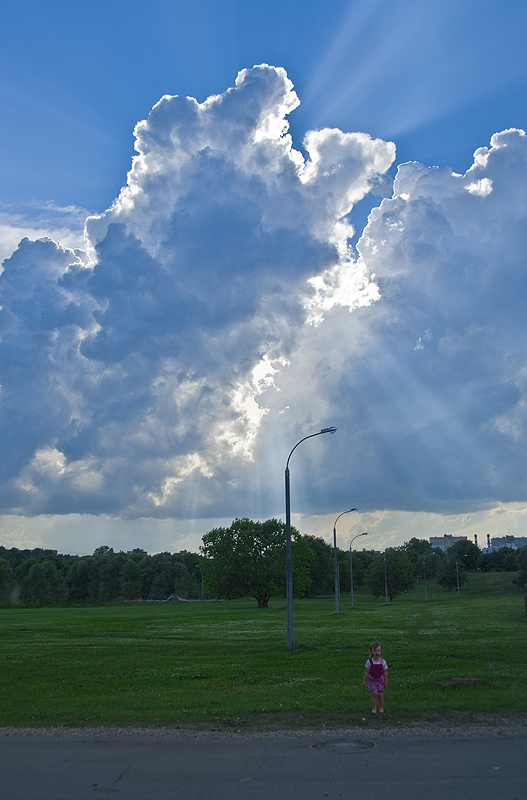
[2, 730, 526, 799]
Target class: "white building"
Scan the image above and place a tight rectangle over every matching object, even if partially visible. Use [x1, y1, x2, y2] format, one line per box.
[484, 534, 527, 553]
[429, 534, 468, 552]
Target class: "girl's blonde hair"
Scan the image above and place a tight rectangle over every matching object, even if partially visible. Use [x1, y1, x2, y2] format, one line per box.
[369, 641, 382, 655]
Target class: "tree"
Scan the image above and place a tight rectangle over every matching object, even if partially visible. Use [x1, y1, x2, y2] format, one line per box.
[119, 557, 144, 600]
[200, 518, 313, 607]
[401, 538, 440, 578]
[437, 555, 467, 591]
[0, 558, 14, 603]
[19, 559, 65, 605]
[97, 552, 127, 601]
[140, 553, 174, 599]
[303, 536, 333, 597]
[478, 547, 518, 573]
[448, 540, 480, 570]
[66, 556, 99, 602]
[347, 549, 375, 587]
[171, 558, 200, 599]
[365, 550, 414, 601]
[513, 546, 527, 590]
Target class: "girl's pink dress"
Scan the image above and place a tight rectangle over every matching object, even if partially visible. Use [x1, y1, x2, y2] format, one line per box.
[365, 657, 387, 694]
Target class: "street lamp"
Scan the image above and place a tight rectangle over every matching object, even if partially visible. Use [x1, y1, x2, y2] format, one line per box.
[350, 532, 368, 608]
[333, 509, 357, 614]
[285, 427, 337, 649]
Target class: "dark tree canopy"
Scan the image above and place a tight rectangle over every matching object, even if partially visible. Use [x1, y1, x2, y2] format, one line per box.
[400, 538, 441, 578]
[447, 540, 480, 571]
[437, 555, 468, 591]
[365, 549, 414, 601]
[513, 546, 527, 589]
[0, 558, 14, 603]
[200, 518, 313, 607]
[303, 535, 333, 597]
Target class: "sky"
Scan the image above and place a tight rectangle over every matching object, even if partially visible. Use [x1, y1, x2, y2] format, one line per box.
[1, 0, 527, 556]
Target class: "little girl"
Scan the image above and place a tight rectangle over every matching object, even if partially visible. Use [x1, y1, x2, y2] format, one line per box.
[363, 641, 388, 714]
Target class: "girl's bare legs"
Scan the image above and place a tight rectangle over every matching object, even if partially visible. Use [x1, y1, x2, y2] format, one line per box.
[371, 691, 378, 713]
[378, 692, 384, 713]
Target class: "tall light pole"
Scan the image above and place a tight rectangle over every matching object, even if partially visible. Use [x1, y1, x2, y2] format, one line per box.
[285, 427, 337, 649]
[350, 532, 368, 608]
[333, 509, 357, 614]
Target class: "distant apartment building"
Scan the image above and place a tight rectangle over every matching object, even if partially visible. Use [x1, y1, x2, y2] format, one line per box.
[483, 534, 527, 553]
[429, 534, 467, 552]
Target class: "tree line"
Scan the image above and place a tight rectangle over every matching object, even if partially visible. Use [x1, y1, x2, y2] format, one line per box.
[1, 523, 526, 607]
[0, 546, 202, 606]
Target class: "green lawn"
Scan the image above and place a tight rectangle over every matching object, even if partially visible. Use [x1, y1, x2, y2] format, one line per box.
[0, 573, 525, 729]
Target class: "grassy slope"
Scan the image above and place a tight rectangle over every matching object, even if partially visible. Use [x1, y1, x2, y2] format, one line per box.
[0, 573, 525, 729]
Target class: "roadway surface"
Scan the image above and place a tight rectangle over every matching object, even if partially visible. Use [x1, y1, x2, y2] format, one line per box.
[1, 729, 526, 799]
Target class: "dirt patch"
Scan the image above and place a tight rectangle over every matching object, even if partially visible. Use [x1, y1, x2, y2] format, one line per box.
[2, 711, 527, 739]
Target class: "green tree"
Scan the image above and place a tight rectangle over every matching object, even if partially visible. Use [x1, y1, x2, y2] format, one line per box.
[303, 536, 333, 597]
[365, 549, 414, 601]
[19, 559, 65, 605]
[513, 546, 527, 589]
[66, 556, 100, 602]
[401, 538, 439, 578]
[478, 547, 518, 573]
[0, 557, 14, 603]
[171, 558, 200, 599]
[437, 555, 467, 591]
[139, 553, 174, 599]
[448, 540, 480, 570]
[97, 552, 127, 601]
[119, 557, 144, 600]
[348, 550, 375, 587]
[201, 518, 313, 607]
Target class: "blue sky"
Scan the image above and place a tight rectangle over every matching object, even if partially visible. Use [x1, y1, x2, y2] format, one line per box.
[1, 0, 527, 555]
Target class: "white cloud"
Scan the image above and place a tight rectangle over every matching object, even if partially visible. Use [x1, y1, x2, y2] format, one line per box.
[0, 65, 394, 521]
[1, 66, 527, 551]
[265, 127, 527, 515]
[0, 201, 88, 263]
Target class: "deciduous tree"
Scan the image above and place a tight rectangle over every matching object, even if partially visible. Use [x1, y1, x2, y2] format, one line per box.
[365, 549, 414, 601]
[19, 559, 65, 605]
[201, 518, 313, 607]
[0, 557, 14, 603]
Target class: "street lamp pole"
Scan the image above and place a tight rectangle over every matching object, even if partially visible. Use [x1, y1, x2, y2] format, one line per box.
[285, 427, 337, 649]
[350, 532, 368, 608]
[333, 509, 357, 614]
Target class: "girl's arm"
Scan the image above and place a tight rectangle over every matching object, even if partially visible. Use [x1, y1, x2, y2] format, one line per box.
[362, 667, 370, 687]
[383, 667, 388, 688]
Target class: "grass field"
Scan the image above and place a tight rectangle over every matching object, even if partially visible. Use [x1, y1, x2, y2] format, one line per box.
[0, 573, 525, 730]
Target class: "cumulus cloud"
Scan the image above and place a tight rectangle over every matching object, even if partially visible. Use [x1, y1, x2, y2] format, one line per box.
[0, 201, 88, 263]
[0, 65, 394, 519]
[1, 67, 527, 527]
[268, 128, 527, 513]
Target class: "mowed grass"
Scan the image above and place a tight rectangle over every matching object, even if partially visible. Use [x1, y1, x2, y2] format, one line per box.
[0, 573, 525, 729]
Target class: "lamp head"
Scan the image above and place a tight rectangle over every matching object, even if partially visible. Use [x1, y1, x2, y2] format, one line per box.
[321, 426, 337, 434]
